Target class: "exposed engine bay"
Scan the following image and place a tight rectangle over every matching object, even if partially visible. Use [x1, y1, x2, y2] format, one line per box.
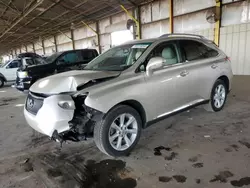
[51, 95, 104, 146]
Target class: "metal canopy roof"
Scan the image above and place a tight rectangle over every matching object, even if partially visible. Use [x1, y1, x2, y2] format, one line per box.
[0, 0, 146, 54]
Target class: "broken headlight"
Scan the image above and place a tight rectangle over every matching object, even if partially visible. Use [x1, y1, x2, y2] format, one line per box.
[58, 100, 75, 110]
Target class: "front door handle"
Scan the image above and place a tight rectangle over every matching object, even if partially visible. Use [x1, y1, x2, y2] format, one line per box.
[211, 63, 218, 69]
[180, 70, 189, 77]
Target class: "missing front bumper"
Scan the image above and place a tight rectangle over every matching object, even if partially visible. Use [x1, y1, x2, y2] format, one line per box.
[51, 129, 87, 144]
[25, 93, 104, 144]
[24, 94, 75, 137]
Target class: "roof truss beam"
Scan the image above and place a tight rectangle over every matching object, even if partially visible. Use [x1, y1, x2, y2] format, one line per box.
[0, 0, 20, 14]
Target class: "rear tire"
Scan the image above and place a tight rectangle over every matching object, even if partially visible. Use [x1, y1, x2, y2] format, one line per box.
[0, 77, 4, 88]
[205, 79, 227, 112]
[94, 105, 142, 156]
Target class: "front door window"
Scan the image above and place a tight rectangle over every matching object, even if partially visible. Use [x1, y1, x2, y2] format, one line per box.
[150, 43, 179, 66]
[57, 52, 83, 65]
[7, 60, 21, 68]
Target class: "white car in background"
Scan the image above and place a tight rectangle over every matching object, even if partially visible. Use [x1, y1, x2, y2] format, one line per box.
[0, 53, 43, 88]
[0, 59, 22, 88]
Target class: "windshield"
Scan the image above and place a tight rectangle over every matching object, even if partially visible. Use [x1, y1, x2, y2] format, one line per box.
[1, 60, 10, 67]
[46, 52, 62, 64]
[84, 43, 151, 71]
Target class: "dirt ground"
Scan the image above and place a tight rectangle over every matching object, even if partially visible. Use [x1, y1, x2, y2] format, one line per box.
[0, 76, 250, 188]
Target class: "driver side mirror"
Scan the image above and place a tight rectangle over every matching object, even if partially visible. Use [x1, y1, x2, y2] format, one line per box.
[146, 57, 165, 76]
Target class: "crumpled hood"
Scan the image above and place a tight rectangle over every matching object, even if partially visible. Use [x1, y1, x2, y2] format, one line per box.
[29, 70, 120, 94]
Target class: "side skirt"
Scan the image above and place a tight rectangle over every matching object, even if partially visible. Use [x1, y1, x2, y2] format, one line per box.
[144, 100, 209, 128]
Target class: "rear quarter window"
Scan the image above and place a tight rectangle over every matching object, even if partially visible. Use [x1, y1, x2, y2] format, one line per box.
[179, 40, 219, 62]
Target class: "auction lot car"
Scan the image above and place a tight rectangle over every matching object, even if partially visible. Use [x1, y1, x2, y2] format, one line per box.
[16, 49, 98, 91]
[24, 34, 233, 156]
[0, 53, 42, 88]
[0, 59, 21, 88]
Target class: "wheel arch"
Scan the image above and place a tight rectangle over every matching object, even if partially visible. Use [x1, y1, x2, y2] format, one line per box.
[0, 73, 7, 82]
[217, 75, 229, 92]
[108, 100, 147, 129]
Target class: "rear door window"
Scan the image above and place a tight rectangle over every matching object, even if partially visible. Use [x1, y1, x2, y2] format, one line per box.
[179, 40, 219, 62]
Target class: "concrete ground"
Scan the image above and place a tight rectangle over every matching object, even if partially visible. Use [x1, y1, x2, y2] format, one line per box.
[0, 76, 250, 188]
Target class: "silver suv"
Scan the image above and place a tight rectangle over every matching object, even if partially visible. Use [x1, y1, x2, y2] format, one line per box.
[24, 34, 233, 156]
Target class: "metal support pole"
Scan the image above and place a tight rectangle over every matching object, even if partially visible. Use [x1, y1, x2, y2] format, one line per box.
[214, 0, 222, 46]
[25, 45, 28, 52]
[96, 22, 102, 53]
[42, 39, 45, 55]
[120, 5, 141, 39]
[10, 50, 13, 59]
[82, 21, 98, 35]
[70, 30, 75, 50]
[169, 0, 174, 33]
[32, 43, 35, 53]
[54, 35, 58, 52]
[134, 6, 142, 39]
[82, 21, 101, 53]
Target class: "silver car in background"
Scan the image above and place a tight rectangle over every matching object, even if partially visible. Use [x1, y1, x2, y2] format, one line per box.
[24, 34, 233, 156]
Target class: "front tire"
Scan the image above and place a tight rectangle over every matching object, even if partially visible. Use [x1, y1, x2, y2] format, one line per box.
[0, 77, 4, 88]
[205, 79, 227, 112]
[94, 105, 142, 156]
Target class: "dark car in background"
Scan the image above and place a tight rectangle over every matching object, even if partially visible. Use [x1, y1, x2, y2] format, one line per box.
[15, 49, 98, 91]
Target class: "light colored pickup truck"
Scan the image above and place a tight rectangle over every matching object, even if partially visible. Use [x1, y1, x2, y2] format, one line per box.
[0, 59, 22, 87]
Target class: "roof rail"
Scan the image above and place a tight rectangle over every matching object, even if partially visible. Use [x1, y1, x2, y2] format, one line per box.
[160, 33, 206, 39]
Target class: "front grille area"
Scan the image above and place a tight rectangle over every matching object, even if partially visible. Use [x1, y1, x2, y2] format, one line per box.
[25, 93, 45, 115]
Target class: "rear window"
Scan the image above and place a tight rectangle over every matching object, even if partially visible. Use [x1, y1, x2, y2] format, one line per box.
[179, 40, 219, 62]
[24, 58, 47, 66]
[82, 50, 97, 61]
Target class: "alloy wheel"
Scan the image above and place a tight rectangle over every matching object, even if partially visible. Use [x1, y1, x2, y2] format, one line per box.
[108, 113, 138, 151]
[0, 78, 4, 88]
[213, 84, 226, 108]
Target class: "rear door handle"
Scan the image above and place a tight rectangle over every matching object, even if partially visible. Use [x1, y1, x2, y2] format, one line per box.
[211, 63, 218, 69]
[180, 70, 189, 77]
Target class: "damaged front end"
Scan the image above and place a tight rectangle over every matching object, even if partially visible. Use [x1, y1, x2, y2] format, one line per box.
[25, 70, 120, 145]
[24, 92, 104, 146]
[51, 94, 104, 145]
